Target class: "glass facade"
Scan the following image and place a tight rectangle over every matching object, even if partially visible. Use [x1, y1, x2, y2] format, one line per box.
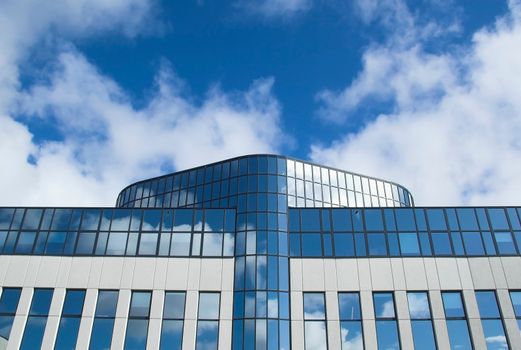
[90, 290, 118, 350]
[0, 288, 21, 343]
[20, 288, 53, 350]
[442, 292, 473, 350]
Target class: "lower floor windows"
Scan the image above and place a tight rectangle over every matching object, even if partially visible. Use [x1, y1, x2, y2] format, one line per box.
[407, 292, 437, 350]
[442, 292, 473, 350]
[124, 291, 152, 350]
[338, 292, 363, 350]
[20, 288, 53, 350]
[475, 291, 509, 350]
[160, 292, 186, 350]
[373, 292, 400, 350]
[196, 292, 220, 350]
[304, 293, 328, 350]
[89, 290, 118, 350]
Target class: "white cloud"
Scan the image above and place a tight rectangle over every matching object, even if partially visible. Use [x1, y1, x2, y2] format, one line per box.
[312, 0, 521, 206]
[234, 0, 312, 19]
[0, 0, 287, 206]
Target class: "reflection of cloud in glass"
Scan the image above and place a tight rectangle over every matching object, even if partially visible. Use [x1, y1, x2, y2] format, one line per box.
[267, 295, 278, 317]
[304, 321, 328, 350]
[377, 300, 395, 318]
[304, 294, 325, 320]
[203, 233, 222, 255]
[485, 335, 507, 349]
[407, 293, 430, 319]
[340, 327, 363, 350]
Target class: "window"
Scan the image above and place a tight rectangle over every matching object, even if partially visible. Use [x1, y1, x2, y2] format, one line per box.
[475, 291, 509, 350]
[442, 292, 473, 350]
[55, 290, 85, 350]
[160, 292, 186, 350]
[373, 292, 400, 350]
[338, 292, 363, 350]
[407, 292, 436, 350]
[304, 293, 327, 350]
[124, 291, 152, 350]
[399, 233, 420, 255]
[0, 288, 22, 342]
[196, 293, 220, 350]
[510, 291, 521, 335]
[89, 290, 118, 350]
[20, 288, 53, 350]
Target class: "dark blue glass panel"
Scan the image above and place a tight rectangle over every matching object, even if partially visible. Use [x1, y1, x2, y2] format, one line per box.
[142, 210, 161, 231]
[279, 320, 290, 350]
[323, 234, 333, 256]
[173, 210, 193, 231]
[30, 289, 53, 315]
[322, 210, 331, 231]
[442, 292, 465, 318]
[20, 316, 47, 350]
[482, 319, 508, 350]
[21, 209, 42, 230]
[415, 209, 427, 231]
[95, 291, 118, 317]
[395, 209, 416, 231]
[164, 292, 185, 319]
[76, 232, 96, 255]
[332, 209, 352, 231]
[352, 210, 363, 231]
[419, 232, 432, 255]
[339, 293, 361, 320]
[15, 231, 36, 254]
[354, 233, 366, 257]
[365, 209, 384, 231]
[233, 320, 243, 350]
[63, 290, 85, 316]
[301, 209, 320, 231]
[368, 233, 387, 256]
[0, 231, 7, 252]
[432, 232, 452, 255]
[495, 232, 517, 254]
[388, 233, 400, 256]
[124, 319, 149, 350]
[196, 320, 219, 350]
[205, 210, 224, 232]
[54, 317, 81, 350]
[334, 234, 355, 257]
[160, 320, 183, 350]
[376, 320, 400, 350]
[129, 292, 151, 318]
[462, 232, 485, 255]
[33, 231, 47, 254]
[289, 234, 301, 256]
[476, 291, 500, 318]
[446, 209, 459, 230]
[374, 293, 395, 318]
[110, 209, 131, 231]
[384, 209, 396, 231]
[46, 231, 66, 254]
[288, 210, 300, 232]
[476, 208, 490, 230]
[304, 293, 326, 320]
[340, 321, 364, 350]
[411, 320, 436, 350]
[457, 208, 479, 231]
[0, 315, 15, 340]
[446, 320, 472, 350]
[0, 288, 21, 314]
[482, 232, 497, 255]
[268, 320, 278, 350]
[398, 233, 420, 256]
[51, 209, 72, 231]
[10, 209, 24, 230]
[302, 234, 322, 257]
[427, 209, 447, 231]
[511, 291, 521, 316]
[507, 208, 521, 230]
[451, 232, 465, 255]
[0, 208, 14, 230]
[488, 208, 509, 230]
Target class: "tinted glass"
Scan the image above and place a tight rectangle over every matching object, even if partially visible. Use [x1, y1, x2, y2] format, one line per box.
[407, 292, 431, 319]
[95, 291, 118, 317]
[476, 291, 500, 318]
[488, 208, 509, 230]
[339, 293, 361, 320]
[89, 318, 115, 350]
[368, 233, 387, 256]
[411, 320, 436, 350]
[304, 321, 328, 350]
[164, 292, 185, 319]
[29, 289, 53, 315]
[54, 317, 81, 350]
[374, 293, 395, 318]
[395, 209, 415, 231]
[340, 321, 363, 350]
[62, 290, 85, 315]
[0, 288, 22, 314]
[481, 319, 508, 350]
[196, 320, 218, 350]
[432, 232, 452, 255]
[20, 316, 47, 350]
[304, 293, 326, 320]
[129, 292, 151, 317]
[376, 320, 400, 350]
[399, 233, 420, 255]
[198, 293, 220, 320]
[302, 234, 322, 257]
[510, 291, 521, 316]
[124, 319, 149, 350]
[301, 210, 320, 231]
[446, 320, 472, 350]
[442, 292, 465, 318]
[365, 209, 384, 231]
[160, 320, 183, 350]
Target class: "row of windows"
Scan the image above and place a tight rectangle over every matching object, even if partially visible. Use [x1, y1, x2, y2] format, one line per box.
[0, 288, 220, 350]
[303, 290, 517, 350]
[0, 208, 235, 234]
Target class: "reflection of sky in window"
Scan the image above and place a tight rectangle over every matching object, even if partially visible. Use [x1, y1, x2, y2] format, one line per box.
[304, 294, 326, 320]
[304, 321, 327, 350]
[374, 294, 395, 319]
[407, 293, 430, 319]
[340, 323, 363, 350]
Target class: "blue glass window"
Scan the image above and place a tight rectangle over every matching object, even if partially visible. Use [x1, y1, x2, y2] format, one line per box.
[399, 233, 420, 255]
[365, 209, 384, 231]
[338, 293, 363, 350]
[426, 209, 447, 231]
[196, 293, 220, 350]
[475, 291, 508, 350]
[334, 233, 355, 257]
[304, 293, 327, 350]
[332, 209, 352, 231]
[160, 292, 186, 350]
[432, 232, 452, 255]
[0, 288, 22, 341]
[495, 232, 517, 255]
[55, 290, 85, 350]
[407, 292, 436, 350]
[462, 232, 485, 255]
[395, 209, 416, 231]
[301, 209, 320, 231]
[457, 209, 479, 231]
[89, 290, 118, 350]
[20, 288, 53, 350]
[368, 233, 387, 256]
[124, 291, 151, 350]
[302, 233, 322, 257]
[374, 292, 400, 350]
[488, 209, 509, 230]
[442, 292, 473, 350]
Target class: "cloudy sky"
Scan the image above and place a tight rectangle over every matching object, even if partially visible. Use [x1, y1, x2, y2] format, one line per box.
[1, 0, 520, 207]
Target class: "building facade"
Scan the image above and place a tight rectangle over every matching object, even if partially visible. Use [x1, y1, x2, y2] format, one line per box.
[0, 154, 520, 350]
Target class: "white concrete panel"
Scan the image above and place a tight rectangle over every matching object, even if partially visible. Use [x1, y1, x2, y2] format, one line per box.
[146, 318, 162, 350]
[327, 320, 341, 350]
[325, 291, 339, 321]
[501, 257, 521, 288]
[100, 257, 124, 289]
[402, 258, 427, 290]
[182, 319, 197, 350]
[468, 318, 487, 349]
[218, 319, 232, 350]
[150, 290, 165, 319]
[154, 258, 168, 289]
[462, 289, 480, 319]
[187, 259, 201, 290]
[291, 258, 302, 292]
[40, 315, 60, 349]
[302, 260, 325, 291]
[4, 256, 29, 286]
[68, 257, 92, 288]
[435, 258, 462, 290]
[504, 318, 521, 350]
[468, 258, 495, 289]
[56, 257, 72, 288]
[362, 319, 377, 350]
[133, 258, 156, 289]
[394, 291, 409, 320]
[49, 288, 65, 317]
[166, 258, 190, 290]
[16, 287, 33, 316]
[220, 291, 233, 320]
[118, 258, 135, 289]
[369, 259, 393, 290]
[35, 257, 60, 287]
[290, 291, 303, 321]
[115, 289, 131, 318]
[336, 260, 359, 291]
[489, 258, 508, 288]
[111, 316, 127, 350]
[76, 316, 94, 349]
[221, 259, 234, 291]
[185, 291, 199, 321]
[496, 289, 516, 319]
[200, 260, 222, 291]
[324, 260, 338, 291]
[455, 258, 474, 289]
[397, 319, 414, 350]
[83, 289, 98, 317]
[23, 256, 41, 287]
[390, 259, 406, 290]
[360, 290, 375, 320]
[429, 291, 445, 320]
[357, 259, 372, 291]
[433, 318, 451, 349]
[88, 257, 103, 288]
[0, 256, 10, 285]
[423, 258, 440, 290]
[291, 320, 304, 350]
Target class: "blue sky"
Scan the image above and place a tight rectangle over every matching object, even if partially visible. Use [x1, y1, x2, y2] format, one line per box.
[1, 0, 521, 206]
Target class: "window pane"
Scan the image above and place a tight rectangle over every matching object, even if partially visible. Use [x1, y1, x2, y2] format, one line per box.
[442, 292, 465, 318]
[510, 291, 521, 316]
[304, 321, 328, 350]
[374, 293, 395, 318]
[365, 209, 384, 231]
[15, 232, 36, 254]
[171, 233, 191, 256]
[407, 292, 431, 319]
[339, 293, 361, 320]
[196, 320, 219, 350]
[106, 232, 127, 255]
[495, 232, 517, 254]
[20, 316, 47, 350]
[89, 318, 114, 350]
[476, 291, 500, 318]
[95, 291, 118, 317]
[301, 210, 320, 231]
[457, 208, 479, 230]
[124, 319, 149, 350]
[432, 232, 452, 255]
[340, 321, 363, 350]
[302, 234, 322, 257]
[202, 233, 223, 256]
[160, 320, 183, 350]
[0, 315, 16, 340]
[395, 209, 416, 231]
[0, 288, 22, 314]
[29, 289, 53, 315]
[488, 208, 509, 230]
[76, 232, 96, 255]
[482, 319, 508, 350]
[368, 233, 387, 256]
[462, 232, 484, 255]
[62, 290, 85, 316]
[427, 209, 447, 231]
[376, 320, 400, 350]
[138, 233, 158, 255]
[129, 292, 151, 317]
[199, 293, 220, 320]
[334, 233, 355, 257]
[332, 210, 352, 231]
[55, 317, 81, 350]
[304, 293, 326, 320]
[164, 292, 185, 319]
[411, 320, 436, 350]
[446, 320, 472, 350]
[399, 233, 420, 255]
